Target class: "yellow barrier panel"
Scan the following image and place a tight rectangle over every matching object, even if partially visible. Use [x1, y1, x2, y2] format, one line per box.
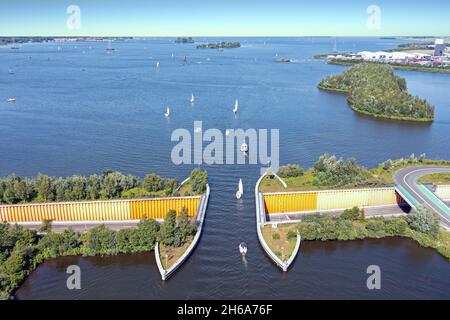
[435, 185, 450, 200]
[0, 197, 200, 222]
[130, 197, 200, 220]
[317, 188, 396, 210]
[263, 192, 317, 213]
[263, 188, 397, 214]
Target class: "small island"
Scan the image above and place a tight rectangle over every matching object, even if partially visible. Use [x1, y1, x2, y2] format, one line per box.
[318, 63, 435, 122]
[273, 58, 291, 63]
[174, 37, 194, 44]
[196, 41, 241, 49]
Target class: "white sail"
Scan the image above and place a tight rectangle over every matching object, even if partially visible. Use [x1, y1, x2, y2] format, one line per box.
[164, 107, 170, 117]
[239, 242, 247, 255]
[232, 99, 238, 113]
[156, 61, 160, 68]
[238, 179, 243, 194]
[190, 93, 195, 103]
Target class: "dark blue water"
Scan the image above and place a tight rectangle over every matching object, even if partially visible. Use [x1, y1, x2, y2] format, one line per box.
[2, 37, 449, 299]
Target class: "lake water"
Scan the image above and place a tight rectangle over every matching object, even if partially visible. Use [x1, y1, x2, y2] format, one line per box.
[1, 37, 449, 299]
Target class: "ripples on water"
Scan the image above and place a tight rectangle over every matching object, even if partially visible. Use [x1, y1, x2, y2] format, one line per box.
[1, 37, 449, 299]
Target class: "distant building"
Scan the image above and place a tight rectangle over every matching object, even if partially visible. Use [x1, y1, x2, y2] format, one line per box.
[434, 39, 445, 56]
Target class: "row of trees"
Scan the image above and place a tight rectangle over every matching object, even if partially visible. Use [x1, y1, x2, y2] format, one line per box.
[318, 63, 434, 121]
[0, 208, 198, 299]
[0, 169, 208, 205]
[312, 154, 384, 188]
[297, 205, 441, 242]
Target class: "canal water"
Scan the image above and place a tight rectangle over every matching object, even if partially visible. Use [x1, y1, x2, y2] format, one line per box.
[1, 37, 449, 299]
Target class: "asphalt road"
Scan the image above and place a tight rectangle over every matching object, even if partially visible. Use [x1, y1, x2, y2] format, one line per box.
[393, 166, 450, 227]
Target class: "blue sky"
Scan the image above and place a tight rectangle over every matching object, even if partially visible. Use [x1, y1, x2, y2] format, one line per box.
[0, 0, 449, 36]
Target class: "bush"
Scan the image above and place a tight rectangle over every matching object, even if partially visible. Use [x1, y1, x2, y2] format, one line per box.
[407, 205, 440, 238]
[366, 218, 386, 238]
[340, 207, 361, 220]
[278, 164, 304, 178]
[384, 217, 408, 236]
[297, 222, 319, 240]
[272, 233, 280, 240]
[80, 225, 117, 256]
[313, 154, 370, 187]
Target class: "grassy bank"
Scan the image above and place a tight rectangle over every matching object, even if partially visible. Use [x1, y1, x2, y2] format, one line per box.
[418, 173, 450, 185]
[261, 224, 297, 261]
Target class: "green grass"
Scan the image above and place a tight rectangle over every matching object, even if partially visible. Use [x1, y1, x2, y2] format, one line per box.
[261, 224, 297, 262]
[371, 159, 450, 184]
[418, 173, 450, 185]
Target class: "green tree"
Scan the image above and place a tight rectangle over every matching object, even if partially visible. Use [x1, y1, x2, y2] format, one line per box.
[143, 173, 163, 192]
[189, 169, 208, 194]
[158, 210, 177, 246]
[340, 207, 361, 220]
[35, 174, 53, 202]
[407, 205, 440, 238]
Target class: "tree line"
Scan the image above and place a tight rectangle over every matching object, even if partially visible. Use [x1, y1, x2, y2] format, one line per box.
[0, 169, 208, 205]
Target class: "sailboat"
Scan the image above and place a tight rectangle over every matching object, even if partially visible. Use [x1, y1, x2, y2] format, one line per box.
[239, 242, 247, 255]
[106, 40, 115, 52]
[190, 93, 195, 103]
[232, 99, 238, 114]
[332, 38, 337, 53]
[156, 61, 160, 68]
[164, 107, 170, 117]
[236, 179, 243, 199]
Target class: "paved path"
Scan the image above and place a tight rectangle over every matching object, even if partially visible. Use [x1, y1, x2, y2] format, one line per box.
[393, 166, 450, 227]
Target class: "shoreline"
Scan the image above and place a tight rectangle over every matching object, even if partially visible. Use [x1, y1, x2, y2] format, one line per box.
[316, 88, 435, 123]
[326, 59, 450, 74]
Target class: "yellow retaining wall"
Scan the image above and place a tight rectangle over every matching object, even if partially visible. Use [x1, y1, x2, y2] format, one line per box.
[435, 185, 450, 200]
[316, 188, 397, 210]
[130, 197, 199, 220]
[263, 192, 318, 213]
[0, 197, 200, 222]
[263, 188, 397, 214]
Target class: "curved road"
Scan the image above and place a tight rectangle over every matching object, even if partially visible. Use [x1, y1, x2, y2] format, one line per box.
[394, 166, 450, 228]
